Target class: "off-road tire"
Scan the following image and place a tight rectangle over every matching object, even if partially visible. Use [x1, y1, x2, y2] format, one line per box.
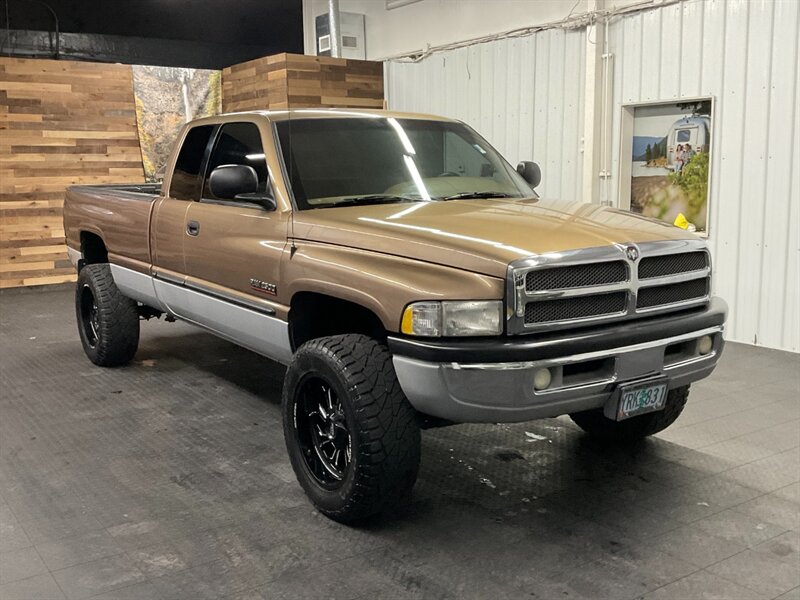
[282, 334, 421, 523]
[76, 263, 140, 367]
[569, 385, 690, 443]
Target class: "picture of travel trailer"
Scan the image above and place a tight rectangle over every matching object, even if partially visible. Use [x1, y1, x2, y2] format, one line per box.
[666, 115, 711, 170]
[628, 100, 713, 232]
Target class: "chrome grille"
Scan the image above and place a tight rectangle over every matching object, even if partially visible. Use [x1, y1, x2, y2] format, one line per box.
[637, 278, 709, 309]
[524, 292, 627, 324]
[507, 240, 712, 334]
[639, 251, 708, 279]
[526, 261, 627, 292]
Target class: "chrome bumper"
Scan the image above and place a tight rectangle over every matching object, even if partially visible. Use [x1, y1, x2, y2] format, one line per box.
[393, 326, 724, 423]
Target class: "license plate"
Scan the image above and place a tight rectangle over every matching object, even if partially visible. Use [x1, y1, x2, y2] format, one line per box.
[614, 380, 668, 421]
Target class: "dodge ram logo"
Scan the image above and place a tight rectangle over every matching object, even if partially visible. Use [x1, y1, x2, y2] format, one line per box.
[625, 246, 640, 261]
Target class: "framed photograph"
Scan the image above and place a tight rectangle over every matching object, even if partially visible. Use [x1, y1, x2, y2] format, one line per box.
[618, 97, 714, 234]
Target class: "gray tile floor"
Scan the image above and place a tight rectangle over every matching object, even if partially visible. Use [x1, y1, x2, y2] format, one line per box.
[1, 287, 798, 600]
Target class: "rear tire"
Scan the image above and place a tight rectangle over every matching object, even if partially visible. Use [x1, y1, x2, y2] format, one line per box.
[569, 385, 690, 443]
[282, 334, 420, 523]
[76, 263, 140, 367]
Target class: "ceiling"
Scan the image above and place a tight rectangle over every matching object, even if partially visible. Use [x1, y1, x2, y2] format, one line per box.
[1, 0, 303, 67]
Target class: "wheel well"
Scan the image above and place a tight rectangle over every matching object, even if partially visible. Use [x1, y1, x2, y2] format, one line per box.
[289, 292, 386, 350]
[80, 232, 108, 268]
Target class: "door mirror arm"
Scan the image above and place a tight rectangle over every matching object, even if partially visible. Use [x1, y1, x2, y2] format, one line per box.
[233, 192, 277, 211]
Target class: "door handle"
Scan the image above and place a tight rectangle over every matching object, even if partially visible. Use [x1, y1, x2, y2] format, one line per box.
[186, 220, 200, 236]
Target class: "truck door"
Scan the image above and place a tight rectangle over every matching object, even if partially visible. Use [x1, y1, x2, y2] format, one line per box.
[151, 124, 215, 280]
[177, 120, 292, 363]
[150, 124, 216, 313]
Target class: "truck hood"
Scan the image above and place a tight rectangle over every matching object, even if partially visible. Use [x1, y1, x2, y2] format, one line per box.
[291, 198, 698, 278]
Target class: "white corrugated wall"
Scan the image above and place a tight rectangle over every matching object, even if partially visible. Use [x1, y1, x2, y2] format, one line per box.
[384, 0, 799, 352]
[386, 28, 587, 201]
[607, 0, 799, 351]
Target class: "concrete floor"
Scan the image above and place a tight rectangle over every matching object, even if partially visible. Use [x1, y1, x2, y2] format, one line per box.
[0, 287, 798, 600]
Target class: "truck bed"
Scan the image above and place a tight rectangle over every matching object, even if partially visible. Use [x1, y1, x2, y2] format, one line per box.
[63, 183, 163, 268]
[70, 182, 162, 196]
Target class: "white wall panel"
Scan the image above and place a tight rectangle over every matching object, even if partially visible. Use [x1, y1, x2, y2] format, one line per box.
[386, 27, 587, 201]
[303, 0, 646, 60]
[608, 0, 800, 351]
[385, 0, 798, 351]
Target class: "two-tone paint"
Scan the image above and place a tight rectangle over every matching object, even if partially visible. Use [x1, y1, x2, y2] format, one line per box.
[64, 108, 726, 423]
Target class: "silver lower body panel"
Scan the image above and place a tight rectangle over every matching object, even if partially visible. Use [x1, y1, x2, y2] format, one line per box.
[67, 246, 82, 268]
[108, 264, 293, 366]
[110, 264, 164, 310]
[154, 279, 293, 365]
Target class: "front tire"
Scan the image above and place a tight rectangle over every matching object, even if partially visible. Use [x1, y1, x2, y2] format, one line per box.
[282, 334, 421, 523]
[569, 385, 690, 443]
[76, 263, 140, 367]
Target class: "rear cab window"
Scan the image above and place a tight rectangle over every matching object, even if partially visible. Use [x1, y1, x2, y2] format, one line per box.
[169, 125, 214, 200]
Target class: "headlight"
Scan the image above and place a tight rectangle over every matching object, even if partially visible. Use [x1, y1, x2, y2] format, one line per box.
[401, 300, 503, 337]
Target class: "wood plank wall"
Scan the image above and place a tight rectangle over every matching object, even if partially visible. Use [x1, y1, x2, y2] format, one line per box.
[0, 53, 383, 288]
[0, 57, 144, 288]
[222, 53, 384, 112]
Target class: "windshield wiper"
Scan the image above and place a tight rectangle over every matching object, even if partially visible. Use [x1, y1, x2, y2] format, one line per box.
[327, 194, 421, 208]
[439, 191, 515, 201]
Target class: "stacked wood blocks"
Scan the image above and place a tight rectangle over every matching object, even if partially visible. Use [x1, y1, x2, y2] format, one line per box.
[0, 58, 145, 288]
[0, 53, 384, 288]
[222, 53, 384, 112]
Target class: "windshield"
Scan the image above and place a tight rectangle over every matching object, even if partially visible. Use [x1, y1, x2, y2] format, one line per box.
[275, 117, 534, 209]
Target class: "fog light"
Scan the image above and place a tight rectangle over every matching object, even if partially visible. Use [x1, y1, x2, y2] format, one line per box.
[698, 335, 714, 355]
[533, 367, 552, 391]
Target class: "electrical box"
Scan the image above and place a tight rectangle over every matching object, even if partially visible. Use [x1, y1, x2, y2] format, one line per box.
[315, 12, 366, 59]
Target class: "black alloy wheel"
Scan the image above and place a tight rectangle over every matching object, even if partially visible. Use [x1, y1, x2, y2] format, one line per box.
[75, 263, 140, 367]
[282, 334, 421, 522]
[79, 284, 101, 347]
[294, 376, 353, 487]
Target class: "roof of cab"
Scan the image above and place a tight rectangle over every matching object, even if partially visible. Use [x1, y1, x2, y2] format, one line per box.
[188, 107, 459, 126]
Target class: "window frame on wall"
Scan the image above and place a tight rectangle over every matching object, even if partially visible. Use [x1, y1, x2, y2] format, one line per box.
[617, 95, 715, 238]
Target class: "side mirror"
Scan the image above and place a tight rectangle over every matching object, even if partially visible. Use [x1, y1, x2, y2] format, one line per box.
[208, 164, 276, 210]
[209, 164, 257, 199]
[517, 161, 541, 189]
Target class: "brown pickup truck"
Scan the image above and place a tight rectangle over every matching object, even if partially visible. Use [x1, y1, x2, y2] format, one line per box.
[64, 109, 727, 522]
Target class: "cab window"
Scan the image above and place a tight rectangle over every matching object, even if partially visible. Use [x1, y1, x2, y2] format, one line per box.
[202, 122, 269, 201]
[169, 125, 213, 200]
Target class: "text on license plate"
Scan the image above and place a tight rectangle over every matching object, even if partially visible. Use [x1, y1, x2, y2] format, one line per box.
[617, 383, 668, 421]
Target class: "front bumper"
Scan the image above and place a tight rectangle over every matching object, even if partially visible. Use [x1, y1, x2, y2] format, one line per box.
[388, 297, 727, 423]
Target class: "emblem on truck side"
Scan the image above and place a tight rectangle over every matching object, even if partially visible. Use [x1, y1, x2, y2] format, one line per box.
[249, 278, 277, 296]
[625, 245, 640, 261]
